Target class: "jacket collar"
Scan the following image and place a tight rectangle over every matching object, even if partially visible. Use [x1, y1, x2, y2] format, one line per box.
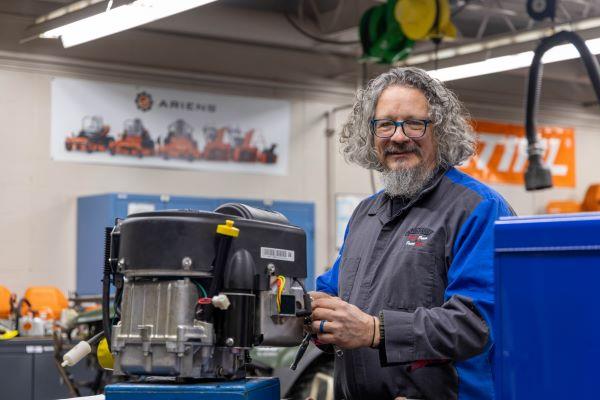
[367, 166, 449, 223]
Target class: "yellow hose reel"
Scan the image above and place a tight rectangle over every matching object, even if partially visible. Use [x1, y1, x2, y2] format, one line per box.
[395, 0, 457, 41]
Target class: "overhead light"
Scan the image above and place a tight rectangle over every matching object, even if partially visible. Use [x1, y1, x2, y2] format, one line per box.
[39, 0, 218, 48]
[428, 36, 600, 82]
[407, 16, 600, 66]
[428, 51, 534, 81]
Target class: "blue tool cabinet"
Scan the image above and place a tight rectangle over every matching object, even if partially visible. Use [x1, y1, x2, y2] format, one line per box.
[494, 213, 600, 399]
[77, 193, 315, 295]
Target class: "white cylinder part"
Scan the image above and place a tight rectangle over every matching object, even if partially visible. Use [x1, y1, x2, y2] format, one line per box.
[212, 294, 231, 310]
[61, 341, 92, 367]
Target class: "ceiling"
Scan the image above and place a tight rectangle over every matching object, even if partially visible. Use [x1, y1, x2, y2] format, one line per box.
[1, 0, 600, 100]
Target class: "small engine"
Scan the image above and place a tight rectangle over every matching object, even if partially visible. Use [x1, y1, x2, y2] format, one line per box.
[102, 203, 310, 379]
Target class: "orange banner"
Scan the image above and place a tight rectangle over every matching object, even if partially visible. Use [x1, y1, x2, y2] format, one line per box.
[459, 120, 575, 187]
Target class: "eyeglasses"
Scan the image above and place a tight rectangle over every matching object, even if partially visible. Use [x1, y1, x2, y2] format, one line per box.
[370, 118, 431, 139]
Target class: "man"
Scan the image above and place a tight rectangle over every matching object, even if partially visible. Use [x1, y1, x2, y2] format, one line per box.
[311, 67, 514, 400]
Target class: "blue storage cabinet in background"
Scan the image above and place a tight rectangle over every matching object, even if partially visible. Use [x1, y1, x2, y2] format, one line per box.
[494, 213, 600, 399]
[77, 193, 315, 295]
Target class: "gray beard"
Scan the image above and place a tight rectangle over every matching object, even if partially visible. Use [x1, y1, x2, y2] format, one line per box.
[381, 165, 436, 199]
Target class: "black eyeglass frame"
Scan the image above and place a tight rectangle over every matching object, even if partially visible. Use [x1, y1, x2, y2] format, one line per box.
[369, 118, 432, 139]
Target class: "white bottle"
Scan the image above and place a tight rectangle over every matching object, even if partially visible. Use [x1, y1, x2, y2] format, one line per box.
[19, 314, 34, 336]
[30, 316, 45, 336]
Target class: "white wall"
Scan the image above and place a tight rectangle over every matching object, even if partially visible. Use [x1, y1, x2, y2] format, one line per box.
[0, 63, 351, 296]
[3, 58, 600, 297]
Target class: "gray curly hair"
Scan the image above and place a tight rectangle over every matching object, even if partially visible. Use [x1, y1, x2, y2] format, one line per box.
[340, 67, 476, 171]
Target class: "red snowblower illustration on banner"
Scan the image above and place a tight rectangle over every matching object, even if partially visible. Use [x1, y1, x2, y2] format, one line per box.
[65, 116, 114, 153]
[63, 117, 279, 164]
[109, 119, 155, 158]
[202, 126, 231, 161]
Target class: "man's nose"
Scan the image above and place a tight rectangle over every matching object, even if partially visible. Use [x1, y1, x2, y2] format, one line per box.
[389, 127, 410, 144]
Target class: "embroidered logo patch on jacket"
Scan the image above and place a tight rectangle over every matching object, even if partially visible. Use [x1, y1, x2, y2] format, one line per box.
[405, 227, 433, 247]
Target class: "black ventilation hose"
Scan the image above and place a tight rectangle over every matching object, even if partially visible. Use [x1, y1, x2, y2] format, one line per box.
[525, 30, 600, 190]
[102, 227, 112, 349]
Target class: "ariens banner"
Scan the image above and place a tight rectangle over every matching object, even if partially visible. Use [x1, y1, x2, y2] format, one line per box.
[50, 77, 291, 175]
[459, 120, 575, 187]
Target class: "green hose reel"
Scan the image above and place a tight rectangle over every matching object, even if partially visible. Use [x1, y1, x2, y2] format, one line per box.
[359, 0, 414, 64]
[359, 0, 457, 65]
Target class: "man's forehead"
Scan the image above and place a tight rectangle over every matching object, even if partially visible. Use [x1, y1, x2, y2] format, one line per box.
[375, 85, 429, 115]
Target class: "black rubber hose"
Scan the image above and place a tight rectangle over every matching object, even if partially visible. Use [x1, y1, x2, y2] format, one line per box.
[292, 277, 312, 317]
[87, 330, 105, 345]
[293, 277, 307, 295]
[525, 30, 600, 190]
[525, 44, 544, 155]
[524, 42, 551, 191]
[208, 235, 234, 298]
[102, 227, 112, 349]
[203, 234, 234, 323]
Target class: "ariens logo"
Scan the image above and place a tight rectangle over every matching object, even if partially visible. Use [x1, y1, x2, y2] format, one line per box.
[135, 91, 153, 112]
[134, 91, 217, 113]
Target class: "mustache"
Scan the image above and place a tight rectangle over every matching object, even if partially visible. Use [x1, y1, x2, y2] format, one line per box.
[383, 143, 422, 157]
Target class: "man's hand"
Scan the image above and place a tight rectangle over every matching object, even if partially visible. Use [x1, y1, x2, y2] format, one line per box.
[308, 291, 332, 303]
[308, 294, 380, 350]
[304, 291, 332, 334]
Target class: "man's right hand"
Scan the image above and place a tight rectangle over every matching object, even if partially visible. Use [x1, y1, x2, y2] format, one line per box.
[310, 295, 377, 349]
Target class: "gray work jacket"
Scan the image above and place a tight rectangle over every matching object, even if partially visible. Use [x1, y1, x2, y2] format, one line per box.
[316, 167, 514, 399]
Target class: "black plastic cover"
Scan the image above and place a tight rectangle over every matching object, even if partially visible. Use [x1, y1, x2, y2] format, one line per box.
[224, 249, 255, 290]
[117, 207, 307, 284]
[215, 203, 289, 225]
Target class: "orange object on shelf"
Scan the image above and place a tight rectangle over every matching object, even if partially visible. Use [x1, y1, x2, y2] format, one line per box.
[545, 200, 582, 214]
[582, 184, 600, 211]
[21, 286, 68, 319]
[545, 184, 600, 214]
[83, 304, 101, 312]
[0, 286, 12, 319]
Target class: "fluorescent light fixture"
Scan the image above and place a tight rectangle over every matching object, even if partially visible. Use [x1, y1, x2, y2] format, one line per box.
[40, 0, 218, 48]
[428, 36, 600, 82]
[428, 51, 534, 81]
[408, 16, 600, 66]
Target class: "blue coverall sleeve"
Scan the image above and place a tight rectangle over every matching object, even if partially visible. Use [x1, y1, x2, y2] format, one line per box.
[446, 196, 514, 333]
[381, 197, 514, 367]
[315, 254, 340, 296]
[315, 219, 352, 296]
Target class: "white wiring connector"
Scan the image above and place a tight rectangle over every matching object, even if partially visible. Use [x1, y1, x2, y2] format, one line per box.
[61, 340, 92, 367]
[212, 294, 231, 310]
